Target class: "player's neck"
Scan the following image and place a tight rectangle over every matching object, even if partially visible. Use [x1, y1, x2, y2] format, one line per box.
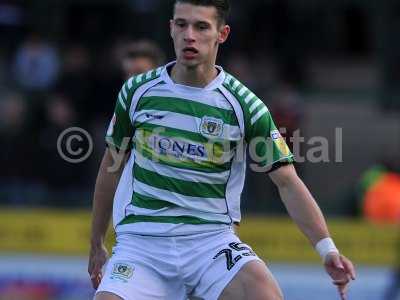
[170, 62, 218, 88]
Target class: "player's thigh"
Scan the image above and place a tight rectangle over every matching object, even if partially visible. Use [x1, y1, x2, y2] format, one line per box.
[218, 260, 283, 300]
[95, 291, 123, 300]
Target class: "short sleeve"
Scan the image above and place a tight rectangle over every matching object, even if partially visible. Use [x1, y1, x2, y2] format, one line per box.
[246, 103, 294, 171]
[105, 82, 134, 152]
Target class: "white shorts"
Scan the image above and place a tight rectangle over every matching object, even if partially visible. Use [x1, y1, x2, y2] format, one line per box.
[96, 228, 263, 300]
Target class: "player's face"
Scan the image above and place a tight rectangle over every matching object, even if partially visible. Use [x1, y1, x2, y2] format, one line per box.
[170, 3, 230, 68]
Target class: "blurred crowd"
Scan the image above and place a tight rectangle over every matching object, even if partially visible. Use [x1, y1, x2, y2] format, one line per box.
[0, 32, 169, 206]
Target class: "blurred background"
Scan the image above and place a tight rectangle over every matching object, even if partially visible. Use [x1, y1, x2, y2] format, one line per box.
[0, 0, 400, 299]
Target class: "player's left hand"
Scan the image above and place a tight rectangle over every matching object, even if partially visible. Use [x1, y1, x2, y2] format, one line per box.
[324, 252, 356, 300]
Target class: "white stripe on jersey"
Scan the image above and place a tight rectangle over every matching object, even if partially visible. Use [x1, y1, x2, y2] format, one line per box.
[249, 99, 263, 113]
[244, 92, 256, 104]
[118, 93, 127, 110]
[122, 85, 128, 99]
[232, 80, 240, 90]
[251, 107, 269, 125]
[136, 74, 143, 83]
[217, 86, 246, 139]
[146, 70, 153, 79]
[224, 74, 233, 85]
[238, 87, 248, 96]
[127, 77, 134, 89]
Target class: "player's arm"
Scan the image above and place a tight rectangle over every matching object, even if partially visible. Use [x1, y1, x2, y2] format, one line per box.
[240, 91, 356, 299]
[88, 148, 129, 289]
[269, 164, 329, 245]
[269, 164, 356, 299]
[88, 79, 134, 289]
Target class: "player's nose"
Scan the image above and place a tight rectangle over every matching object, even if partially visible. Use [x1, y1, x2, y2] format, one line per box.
[183, 26, 195, 42]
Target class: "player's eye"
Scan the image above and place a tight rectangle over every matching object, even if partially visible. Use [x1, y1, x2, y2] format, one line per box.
[175, 20, 186, 28]
[197, 23, 209, 31]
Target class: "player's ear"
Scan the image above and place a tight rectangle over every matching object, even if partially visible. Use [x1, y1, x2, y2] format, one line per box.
[217, 25, 230, 44]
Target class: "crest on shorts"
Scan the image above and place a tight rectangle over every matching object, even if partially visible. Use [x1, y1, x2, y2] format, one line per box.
[200, 116, 223, 138]
[111, 262, 134, 280]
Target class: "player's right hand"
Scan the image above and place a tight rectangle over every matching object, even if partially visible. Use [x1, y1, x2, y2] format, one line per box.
[88, 243, 109, 289]
[324, 252, 356, 300]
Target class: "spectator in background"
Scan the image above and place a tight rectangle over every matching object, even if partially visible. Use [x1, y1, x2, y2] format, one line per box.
[88, 39, 166, 181]
[121, 39, 166, 79]
[88, 39, 165, 121]
[12, 32, 60, 92]
[0, 92, 44, 205]
[38, 93, 90, 206]
[56, 44, 92, 118]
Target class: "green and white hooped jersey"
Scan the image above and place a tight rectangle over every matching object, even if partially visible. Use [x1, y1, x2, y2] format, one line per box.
[106, 61, 294, 236]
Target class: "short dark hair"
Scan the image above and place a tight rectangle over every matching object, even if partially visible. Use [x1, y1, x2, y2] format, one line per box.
[123, 40, 166, 66]
[174, 0, 230, 25]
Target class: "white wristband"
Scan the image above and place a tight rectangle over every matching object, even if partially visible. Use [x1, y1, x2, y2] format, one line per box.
[315, 238, 339, 261]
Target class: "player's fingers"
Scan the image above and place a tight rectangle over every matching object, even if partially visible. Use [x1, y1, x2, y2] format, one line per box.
[90, 261, 101, 277]
[333, 280, 348, 286]
[338, 282, 349, 300]
[341, 256, 356, 280]
[333, 276, 350, 285]
[339, 290, 347, 300]
[91, 272, 102, 289]
[89, 261, 103, 283]
[90, 263, 102, 288]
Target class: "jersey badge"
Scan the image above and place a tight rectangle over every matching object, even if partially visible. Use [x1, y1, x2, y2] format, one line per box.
[200, 116, 223, 138]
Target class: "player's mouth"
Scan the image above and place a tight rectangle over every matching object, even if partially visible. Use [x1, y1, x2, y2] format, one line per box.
[182, 47, 199, 59]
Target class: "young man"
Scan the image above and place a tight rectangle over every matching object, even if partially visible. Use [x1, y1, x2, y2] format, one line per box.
[88, 1, 356, 299]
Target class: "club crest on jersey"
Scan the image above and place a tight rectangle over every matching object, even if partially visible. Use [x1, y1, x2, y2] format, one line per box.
[200, 116, 223, 138]
[111, 262, 134, 281]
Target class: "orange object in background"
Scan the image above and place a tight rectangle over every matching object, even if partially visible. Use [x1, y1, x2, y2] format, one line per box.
[363, 173, 400, 224]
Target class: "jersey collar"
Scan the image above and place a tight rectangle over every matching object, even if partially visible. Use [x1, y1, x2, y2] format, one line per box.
[160, 61, 226, 92]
